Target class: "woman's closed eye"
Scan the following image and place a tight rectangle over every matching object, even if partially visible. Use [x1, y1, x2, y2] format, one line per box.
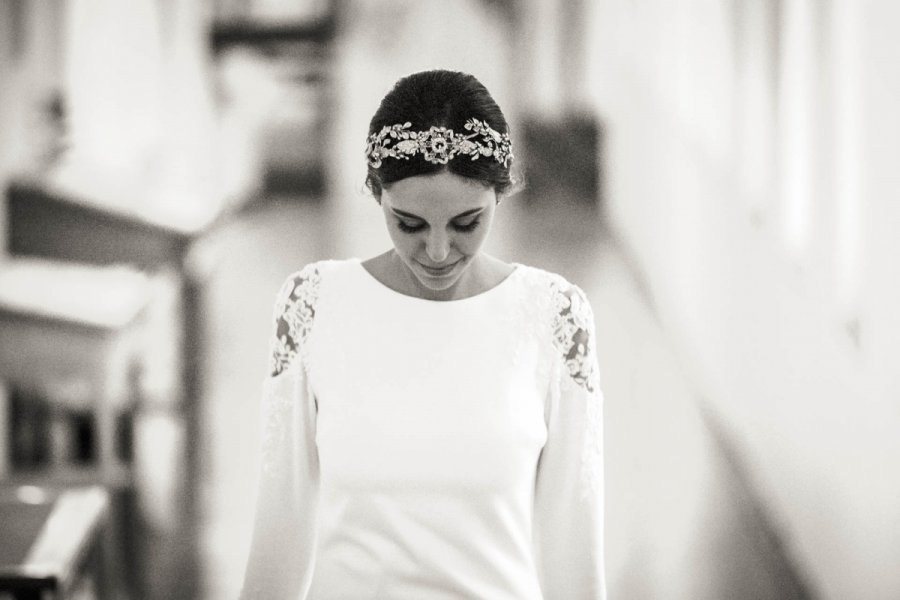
[397, 219, 426, 233]
[452, 218, 481, 233]
[396, 218, 481, 234]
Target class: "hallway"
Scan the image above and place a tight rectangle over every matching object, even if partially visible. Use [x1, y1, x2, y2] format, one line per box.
[192, 193, 806, 599]
[5, 2, 897, 597]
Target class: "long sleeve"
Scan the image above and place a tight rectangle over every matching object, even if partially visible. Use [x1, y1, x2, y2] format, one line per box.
[533, 282, 606, 600]
[241, 267, 321, 600]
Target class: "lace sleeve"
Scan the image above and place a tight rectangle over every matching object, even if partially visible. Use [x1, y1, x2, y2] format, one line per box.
[550, 280, 601, 394]
[241, 265, 321, 599]
[533, 277, 606, 599]
[269, 263, 321, 377]
[259, 264, 322, 482]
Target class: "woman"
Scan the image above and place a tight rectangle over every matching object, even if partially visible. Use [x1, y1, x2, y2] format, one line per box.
[240, 70, 605, 599]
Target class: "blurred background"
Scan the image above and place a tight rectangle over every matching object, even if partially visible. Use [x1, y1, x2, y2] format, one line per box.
[0, 1, 898, 599]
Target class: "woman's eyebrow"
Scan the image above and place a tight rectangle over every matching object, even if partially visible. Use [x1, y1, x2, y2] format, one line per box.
[391, 207, 485, 220]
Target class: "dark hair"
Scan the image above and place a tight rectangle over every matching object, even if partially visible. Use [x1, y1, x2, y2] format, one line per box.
[365, 70, 514, 200]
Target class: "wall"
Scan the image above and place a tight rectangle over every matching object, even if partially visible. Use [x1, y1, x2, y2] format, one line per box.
[585, 1, 900, 598]
[0, 0, 68, 255]
[59, 0, 221, 225]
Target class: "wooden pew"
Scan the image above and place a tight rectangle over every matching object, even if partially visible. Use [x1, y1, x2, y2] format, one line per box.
[5, 172, 228, 496]
[0, 260, 149, 599]
[3, 172, 230, 599]
[0, 485, 109, 600]
[0, 259, 149, 483]
[6, 177, 198, 270]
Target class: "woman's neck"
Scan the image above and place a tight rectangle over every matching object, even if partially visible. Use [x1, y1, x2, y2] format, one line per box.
[363, 251, 512, 301]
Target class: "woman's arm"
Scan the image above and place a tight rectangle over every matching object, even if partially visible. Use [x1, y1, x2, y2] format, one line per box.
[240, 267, 321, 599]
[533, 282, 606, 600]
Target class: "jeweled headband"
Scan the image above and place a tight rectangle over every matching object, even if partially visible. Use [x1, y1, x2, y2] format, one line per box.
[365, 118, 513, 169]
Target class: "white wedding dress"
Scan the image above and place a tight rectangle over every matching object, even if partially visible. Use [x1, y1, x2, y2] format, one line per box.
[240, 258, 606, 599]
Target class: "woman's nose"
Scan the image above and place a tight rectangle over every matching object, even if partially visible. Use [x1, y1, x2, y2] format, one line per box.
[425, 230, 451, 263]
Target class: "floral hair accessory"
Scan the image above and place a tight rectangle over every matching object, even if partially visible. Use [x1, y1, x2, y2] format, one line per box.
[365, 118, 513, 169]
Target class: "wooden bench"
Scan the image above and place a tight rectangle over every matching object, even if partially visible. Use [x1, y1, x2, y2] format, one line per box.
[3, 172, 228, 599]
[6, 172, 229, 485]
[0, 485, 109, 600]
[0, 259, 150, 484]
[0, 260, 151, 600]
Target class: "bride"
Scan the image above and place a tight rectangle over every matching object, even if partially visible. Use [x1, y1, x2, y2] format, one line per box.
[240, 69, 606, 600]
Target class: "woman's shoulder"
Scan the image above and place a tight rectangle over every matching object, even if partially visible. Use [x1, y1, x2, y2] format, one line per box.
[512, 262, 588, 300]
[511, 263, 595, 341]
[268, 259, 358, 376]
[276, 258, 359, 296]
[281, 257, 357, 282]
[271, 259, 363, 327]
[513, 264, 599, 392]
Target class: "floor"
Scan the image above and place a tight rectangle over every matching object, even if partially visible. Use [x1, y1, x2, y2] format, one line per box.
[172, 192, 810, 599]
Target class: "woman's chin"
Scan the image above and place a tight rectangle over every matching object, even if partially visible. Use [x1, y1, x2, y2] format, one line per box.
[406, 264, 473, 298]
[410, 259, 465, 289]
[413, 271, 462, 292]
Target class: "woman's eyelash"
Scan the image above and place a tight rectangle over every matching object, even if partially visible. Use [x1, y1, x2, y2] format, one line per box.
[397, 220, 425, 233]
[452, 219, 481, 233]
[396, 218, 481, 234]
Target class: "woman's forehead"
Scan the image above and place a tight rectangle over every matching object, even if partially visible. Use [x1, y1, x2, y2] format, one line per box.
[383, 172, 494, 217]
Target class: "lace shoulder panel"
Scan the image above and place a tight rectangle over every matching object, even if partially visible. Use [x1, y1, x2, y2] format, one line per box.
[549, 276, 600, 394]
[269, 263, 321, 377]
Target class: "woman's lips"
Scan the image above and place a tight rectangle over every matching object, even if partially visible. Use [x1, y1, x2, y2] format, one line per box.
[417, 259, 460, 277]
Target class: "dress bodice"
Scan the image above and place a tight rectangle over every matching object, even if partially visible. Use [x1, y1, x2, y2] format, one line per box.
[243, 258, 606, 600]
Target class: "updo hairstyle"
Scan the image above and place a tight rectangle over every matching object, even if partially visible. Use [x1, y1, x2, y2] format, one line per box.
[365, 70, 514, 200]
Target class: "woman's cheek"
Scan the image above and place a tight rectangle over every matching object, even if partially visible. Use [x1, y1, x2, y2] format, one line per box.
[466, 223, 492, 252]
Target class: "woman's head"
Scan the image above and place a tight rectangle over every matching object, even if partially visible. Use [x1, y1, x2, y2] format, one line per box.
[365, 70, 514, 200]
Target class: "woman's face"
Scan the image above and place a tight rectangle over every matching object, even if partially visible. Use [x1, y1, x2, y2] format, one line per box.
[380, 171, 497, 297]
